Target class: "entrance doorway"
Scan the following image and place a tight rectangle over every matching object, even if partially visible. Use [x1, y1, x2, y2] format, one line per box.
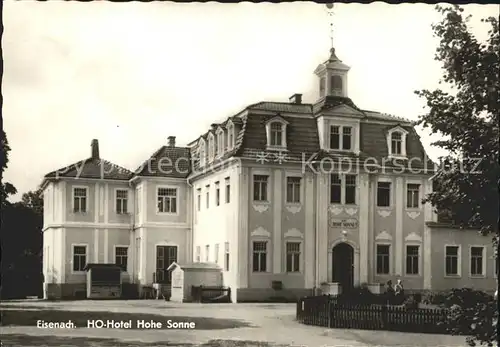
[155, 245, 177, 284]
[331, 242, 354, 291]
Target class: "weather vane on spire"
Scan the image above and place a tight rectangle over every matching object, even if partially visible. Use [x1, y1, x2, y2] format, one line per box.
[325, 3, 335, 50]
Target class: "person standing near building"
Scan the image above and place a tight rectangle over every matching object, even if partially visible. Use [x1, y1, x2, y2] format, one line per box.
[385, 280, 394, 304]
[394, 279, 404, 304]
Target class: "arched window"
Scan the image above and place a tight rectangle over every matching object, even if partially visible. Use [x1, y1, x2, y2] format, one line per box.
[199, 141, 207, 167]
[227, 123, 234, 149]
[330, 75, 343, 96]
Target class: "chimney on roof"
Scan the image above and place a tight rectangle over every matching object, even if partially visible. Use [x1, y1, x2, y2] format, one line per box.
[91, 139, 100, 159]
[289, 93, 302, 104]
[168, 136, 176, 148]
[210, 123, 218, 131]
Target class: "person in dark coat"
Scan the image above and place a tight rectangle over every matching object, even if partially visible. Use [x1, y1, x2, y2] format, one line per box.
[385, 280, 394, 304]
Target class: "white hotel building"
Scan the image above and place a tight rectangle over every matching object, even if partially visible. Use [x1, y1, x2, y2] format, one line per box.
[41, 48, 497, 301]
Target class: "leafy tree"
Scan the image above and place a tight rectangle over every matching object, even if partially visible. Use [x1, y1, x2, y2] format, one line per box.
[1, 131, 43, 299]
[415, 5, 498, 346]
[20, 188, 44, 216]
[416, 5, 498, 244]
[0, 130, 17, 208]
[1, 192, 44, 299]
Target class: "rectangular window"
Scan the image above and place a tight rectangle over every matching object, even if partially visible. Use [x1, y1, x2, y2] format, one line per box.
[286, 177, 301, 203]
[196, 188, 201, 211]
[376, 244, 390, 275]
[115, 246, 128, 271]
[224, 242, 230, 271]
[330, 174, 341, 203]
[330, 126, 340, 149]
[195, 246, 201, 262]
[157, 187, 177, 213]
[391, 132, 402, 155]
[252, 241, 267, 272]
[205, 245, 209, 262]
[406, 245, 420, 275]
[270, 123, 283, 146]
[215, 182, 220, 206]
[72, 245, 87, 272]
[470, 246, 485, 276]
[377, 182, 391, 207]
[206, 185, 210, 208]
[116, 189, 128, 214]
[407, 184, 420, 209]
[253, 175, 269, 201]
[73, 188, 87, 213]
[225, 177, 230, 203]
[214, 243, 219, 264]
[445, 246, 460, 276]
[345, 175, 356, 205]
[342, 127, 352, 150]
[286, 242, 300, 272]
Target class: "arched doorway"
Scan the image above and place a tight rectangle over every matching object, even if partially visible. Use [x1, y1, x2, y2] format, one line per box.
[332, 242, 354, 291]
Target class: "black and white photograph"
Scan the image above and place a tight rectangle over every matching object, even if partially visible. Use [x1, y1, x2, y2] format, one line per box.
[1, 1, 498, 347]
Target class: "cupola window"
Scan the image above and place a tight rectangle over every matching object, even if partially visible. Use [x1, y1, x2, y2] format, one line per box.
[330, 75, 343, 96]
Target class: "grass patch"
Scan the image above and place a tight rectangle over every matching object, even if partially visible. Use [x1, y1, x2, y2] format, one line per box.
[0, 310, 251, 330]
[1, 335, 286, 347]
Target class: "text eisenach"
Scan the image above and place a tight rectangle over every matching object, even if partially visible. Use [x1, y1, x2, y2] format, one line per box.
[37, 320, 75, 328]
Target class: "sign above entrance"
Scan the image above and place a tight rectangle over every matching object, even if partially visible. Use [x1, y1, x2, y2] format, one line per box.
[329, 218, 358, 229]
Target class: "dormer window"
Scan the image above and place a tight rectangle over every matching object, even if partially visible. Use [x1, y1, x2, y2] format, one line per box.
[227, 121, 235, 150]
[208, 134, 215, 161]
[330, 75, 342, 96]
[198, 139, 207, 167]
[391, 132, 402, 155]
[216, 128, 225, 157]
[270, 123, 282, 146]
[265, 116, 289, 150]
[329, 125, 352, 151]
[387, 126, 408, 158]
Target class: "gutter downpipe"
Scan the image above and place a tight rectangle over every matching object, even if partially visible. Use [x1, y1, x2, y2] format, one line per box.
[186, 174, 194, 263]
[313, 162, 320, 296]
[128, 178, 137, 284]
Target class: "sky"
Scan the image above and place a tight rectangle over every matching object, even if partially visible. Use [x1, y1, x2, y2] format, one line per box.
[3, 2, 498, 201]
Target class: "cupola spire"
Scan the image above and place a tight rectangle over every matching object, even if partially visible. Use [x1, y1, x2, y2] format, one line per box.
[314, 3, 351, 101]
[326, 3, 335, 51]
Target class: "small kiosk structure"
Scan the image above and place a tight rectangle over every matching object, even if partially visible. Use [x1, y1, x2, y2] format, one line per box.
[84, 264, 122, 299]
[168, 262, 224, 302]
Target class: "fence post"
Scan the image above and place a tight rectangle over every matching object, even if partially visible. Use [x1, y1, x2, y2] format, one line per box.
[382, 304, 388, 329]
[327, 295, 331, 328]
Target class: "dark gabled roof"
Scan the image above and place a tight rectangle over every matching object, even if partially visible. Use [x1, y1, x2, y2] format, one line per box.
[44, 157, 134, 181]
[135, 146, 191, 179]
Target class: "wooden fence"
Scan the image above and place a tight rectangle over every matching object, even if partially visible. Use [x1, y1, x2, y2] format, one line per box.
[296, 295, 449, 334]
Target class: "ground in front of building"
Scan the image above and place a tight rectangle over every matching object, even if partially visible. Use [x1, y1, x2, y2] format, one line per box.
[1, 300, 468, 347]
